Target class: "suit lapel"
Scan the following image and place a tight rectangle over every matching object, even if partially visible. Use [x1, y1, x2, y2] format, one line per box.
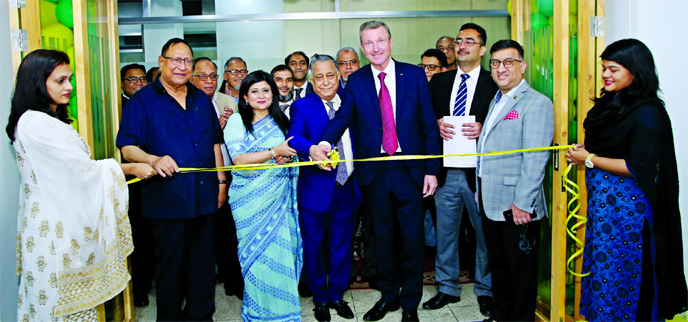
[485, 81, 530, 134]
[361, 65, 381, 120]
[395, 61, 405, 120]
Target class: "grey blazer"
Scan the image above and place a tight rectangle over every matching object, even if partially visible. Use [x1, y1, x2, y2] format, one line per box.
[476, 80, 554, 221]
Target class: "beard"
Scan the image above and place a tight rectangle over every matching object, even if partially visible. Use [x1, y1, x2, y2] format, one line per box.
[279, 89, 293, 102]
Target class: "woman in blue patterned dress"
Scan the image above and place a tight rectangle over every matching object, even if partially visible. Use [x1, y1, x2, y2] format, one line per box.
[224, 70, 303, 321]
[567, 39, 687, 321]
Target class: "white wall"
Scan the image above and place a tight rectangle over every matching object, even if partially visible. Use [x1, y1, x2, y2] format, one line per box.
[0, 0, 21, 320]
[606, 0, 688, 291]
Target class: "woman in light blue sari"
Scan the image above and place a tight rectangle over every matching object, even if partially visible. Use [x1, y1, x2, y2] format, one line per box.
[224, 71, 302, 321]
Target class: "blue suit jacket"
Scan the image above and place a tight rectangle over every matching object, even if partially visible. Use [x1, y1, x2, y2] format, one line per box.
[321, 60, 441, 187]
[288, 93, 355, 212]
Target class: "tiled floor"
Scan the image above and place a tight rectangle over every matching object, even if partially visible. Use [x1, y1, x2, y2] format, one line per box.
[134, 283, 487, 322]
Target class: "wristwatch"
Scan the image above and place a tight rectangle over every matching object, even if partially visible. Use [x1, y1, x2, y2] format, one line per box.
[585, 153, 596, 168]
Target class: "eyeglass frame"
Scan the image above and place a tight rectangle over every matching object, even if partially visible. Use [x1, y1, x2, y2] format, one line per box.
[162, 56, 193, 66]
[193, 74, 220, 81]
[489, 58, 524, 69]
[337, 60, 360, 67]
[418, 63, 442, 71]
[454, 38, 483, 46]
[224, 69, 249, 76]
[124, 76, 148, 83]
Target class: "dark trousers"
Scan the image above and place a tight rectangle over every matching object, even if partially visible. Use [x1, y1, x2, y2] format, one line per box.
[481, 214, 540, 321]
[128, 183, 155, 301]
[149, 214, 217, 321]
[365, 159, 424, 310]
[299, 179, 357, 303]
[216, 201, 243, 294]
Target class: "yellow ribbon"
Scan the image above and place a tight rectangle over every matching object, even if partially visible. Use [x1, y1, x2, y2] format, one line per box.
[127, 144, 575, 184]
[563, 163, 590, 277]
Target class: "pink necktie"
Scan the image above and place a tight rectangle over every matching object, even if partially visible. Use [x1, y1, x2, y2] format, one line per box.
[378, 72, 398, 155]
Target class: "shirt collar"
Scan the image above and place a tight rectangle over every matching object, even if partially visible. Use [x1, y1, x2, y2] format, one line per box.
[494, 78, 526, 102]
[457, 64, 481, 81]
[371, 59, 395, 80]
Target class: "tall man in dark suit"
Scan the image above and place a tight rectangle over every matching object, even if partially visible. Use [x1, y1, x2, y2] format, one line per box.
[423, 23, 497, 317]
[312, 20, 441, 322]
[289, 54, 357, 322]
[286, 51, 314, 99]
[478, 39, 554, 322]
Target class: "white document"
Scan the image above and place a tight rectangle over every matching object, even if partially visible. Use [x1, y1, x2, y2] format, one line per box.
[443, 115, 477, 168]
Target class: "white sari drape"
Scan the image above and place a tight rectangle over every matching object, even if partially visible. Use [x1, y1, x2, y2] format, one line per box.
[13, 111, 133, 321]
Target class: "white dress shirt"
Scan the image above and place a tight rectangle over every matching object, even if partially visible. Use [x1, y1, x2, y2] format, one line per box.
[323, 94, 354, 178]
[371, 60, 401, 153]
[294, 82, 308, 101]
[448, 65, 481, 115]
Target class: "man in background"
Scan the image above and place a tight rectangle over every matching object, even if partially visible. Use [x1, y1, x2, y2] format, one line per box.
[335, 46, 361, 96]
[221, 57, 248, 101]
[419, 48, 448, 81]
[436, 36, 457, 71]
[121, 63, 148, 106]
[286, 51, 313, 100]
[190, 57, 244, 300]
[271, 64, 295, 118]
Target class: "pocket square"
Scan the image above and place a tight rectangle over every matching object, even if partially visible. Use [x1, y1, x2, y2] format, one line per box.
[503, 110, 519, 120]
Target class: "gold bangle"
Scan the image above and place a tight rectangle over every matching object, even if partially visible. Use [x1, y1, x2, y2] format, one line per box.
[269, 148, 276, 158]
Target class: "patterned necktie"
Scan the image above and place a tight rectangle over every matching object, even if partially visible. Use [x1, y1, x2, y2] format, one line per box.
[326, 101, 348, 185]
[280, 103, 289, 113]
[452, 73, 470, 116]
[295, 88, 303, 100]
[378, 72, 398, 155]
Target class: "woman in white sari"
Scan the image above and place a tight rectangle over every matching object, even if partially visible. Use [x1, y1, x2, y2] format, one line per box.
[6, 49, 156, 321]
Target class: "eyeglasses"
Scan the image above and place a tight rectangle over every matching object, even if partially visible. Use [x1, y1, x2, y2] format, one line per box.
[489, 58, 523, 69]
[418, 63, 442, 71]
[193, 74, 219, 81]
[162, 56, 193, 66]
[437, 45, 455, 52]
[124, 76, 148, 83]
[338, 60, 360, 67]
[225, 69, 249, 76]
[454, 38, 483, 46]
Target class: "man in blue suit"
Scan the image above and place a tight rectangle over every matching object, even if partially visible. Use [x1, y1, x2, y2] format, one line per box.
[288, 54, 357, 322]
[312, 20, 441, 322]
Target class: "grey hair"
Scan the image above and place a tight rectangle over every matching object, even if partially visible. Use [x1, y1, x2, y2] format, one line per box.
[192, 57, 217, 72]
[223, 57, 246, 72]
[336, 47, 359, 61]
[359, 20, 391, 43]
[309, 54, 338, 73]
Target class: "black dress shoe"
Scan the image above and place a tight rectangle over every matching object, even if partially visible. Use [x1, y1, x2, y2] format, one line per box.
[329, 300, 354, 319]
[401, 309, 419, 322]
[477, 296, 493, 317]
[422, 292, 460, 310]
[363, 300, 400, 321]
[133, 297, 149, 307]
[314, 302, 331, 322]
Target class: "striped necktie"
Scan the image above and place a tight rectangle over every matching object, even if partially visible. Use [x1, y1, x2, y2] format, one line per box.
[452, 73, 470, 116]
[326, 101, 348, 185]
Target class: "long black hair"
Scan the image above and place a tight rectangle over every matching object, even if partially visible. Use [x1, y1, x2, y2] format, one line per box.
[595, 38, 662, 107]
[237, 70, 290, 136]
[6, 49, 72, 141]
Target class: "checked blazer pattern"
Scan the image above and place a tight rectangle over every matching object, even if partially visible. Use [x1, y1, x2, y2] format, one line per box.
[476, 80, 554, 221]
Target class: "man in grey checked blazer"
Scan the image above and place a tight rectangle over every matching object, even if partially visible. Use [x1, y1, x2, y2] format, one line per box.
[476, 40, 554, 321]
